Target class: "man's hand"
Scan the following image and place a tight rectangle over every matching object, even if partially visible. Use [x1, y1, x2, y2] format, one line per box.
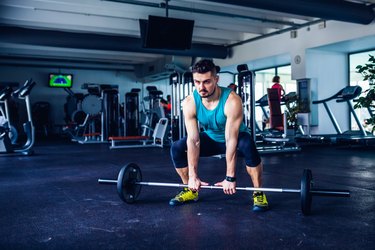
[214, 180, 237, 195]
[188, 176, 209, 192]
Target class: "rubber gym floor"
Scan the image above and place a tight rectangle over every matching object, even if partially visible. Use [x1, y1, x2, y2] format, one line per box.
[0, 138, 374, 250]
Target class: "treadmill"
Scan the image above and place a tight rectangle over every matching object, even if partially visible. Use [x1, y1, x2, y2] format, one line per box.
[304, 85, 374, 145]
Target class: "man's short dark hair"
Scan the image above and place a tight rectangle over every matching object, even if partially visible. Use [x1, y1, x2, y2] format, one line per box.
[192, 59, 221, 76]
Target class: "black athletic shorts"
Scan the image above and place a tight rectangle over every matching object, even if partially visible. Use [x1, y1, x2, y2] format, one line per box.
[170, 132, 261, 168]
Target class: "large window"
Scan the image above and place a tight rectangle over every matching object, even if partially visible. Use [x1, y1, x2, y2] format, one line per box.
[349, 50, 375, 132]
[277, 65, 296, 94]
[254, 65, 296, 99]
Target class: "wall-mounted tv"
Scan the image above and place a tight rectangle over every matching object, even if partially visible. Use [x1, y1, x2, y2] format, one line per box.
[140, 15, 194, 50]
[48, 73, 73, 88]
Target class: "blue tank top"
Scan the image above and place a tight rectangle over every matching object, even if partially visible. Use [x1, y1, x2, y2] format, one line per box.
[193, 87, 249, 142]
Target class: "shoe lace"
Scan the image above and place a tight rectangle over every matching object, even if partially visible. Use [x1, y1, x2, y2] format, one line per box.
[177, 188, 190, 198]
[254, 192, 264, 202]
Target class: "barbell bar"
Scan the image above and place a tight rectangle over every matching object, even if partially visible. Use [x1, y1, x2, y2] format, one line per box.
[98, 163, 350, 216]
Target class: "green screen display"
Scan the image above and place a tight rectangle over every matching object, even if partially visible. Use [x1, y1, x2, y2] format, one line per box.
[49, 74, 73, 88]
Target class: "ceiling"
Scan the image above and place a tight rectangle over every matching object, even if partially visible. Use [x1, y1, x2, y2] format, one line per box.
[0, 0, 374, 72]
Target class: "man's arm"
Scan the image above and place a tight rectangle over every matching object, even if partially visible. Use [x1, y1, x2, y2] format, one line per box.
[183, 96, 208, 191]
[221, 92, 244, 194]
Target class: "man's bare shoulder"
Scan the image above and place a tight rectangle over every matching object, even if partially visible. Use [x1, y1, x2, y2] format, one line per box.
[225, 91, 243, 115]
[227, 91, 242, 106]
[183, 95, 194, 105]
[182, 95, 196, 115]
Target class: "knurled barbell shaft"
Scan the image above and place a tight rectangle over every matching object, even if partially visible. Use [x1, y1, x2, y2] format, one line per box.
[98, 179, 297, 192]
[98, 179, 350, 197]
[137, 181, 300, 193]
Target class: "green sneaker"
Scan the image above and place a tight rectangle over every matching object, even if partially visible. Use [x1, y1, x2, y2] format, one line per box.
[252, 192, 269, 212]
[169, 188, 199, 206]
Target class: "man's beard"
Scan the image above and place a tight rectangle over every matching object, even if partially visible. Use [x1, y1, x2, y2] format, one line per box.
[200, 86, 216, 98]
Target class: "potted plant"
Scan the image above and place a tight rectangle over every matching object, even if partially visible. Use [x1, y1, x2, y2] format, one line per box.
[284, 92, 299, 134]
[353, 54, 375, 133]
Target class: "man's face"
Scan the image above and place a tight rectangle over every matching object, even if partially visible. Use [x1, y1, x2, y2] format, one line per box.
[193, 71, 218, 98]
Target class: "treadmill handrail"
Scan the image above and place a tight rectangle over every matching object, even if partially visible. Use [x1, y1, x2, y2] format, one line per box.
[336, 86, 362, 103]
[312, 89, 345, 104]
[312, 86, 362, 104]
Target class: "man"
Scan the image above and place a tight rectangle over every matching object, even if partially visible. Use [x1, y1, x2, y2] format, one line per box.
[169, 59, 269, 212]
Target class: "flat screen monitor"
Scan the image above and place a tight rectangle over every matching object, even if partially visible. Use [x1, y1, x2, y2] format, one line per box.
[140, 15, 194, 50]
[48, 73, 73, 88]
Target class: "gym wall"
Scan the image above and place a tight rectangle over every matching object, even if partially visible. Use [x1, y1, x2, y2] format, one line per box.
[0, 66, 140, 134]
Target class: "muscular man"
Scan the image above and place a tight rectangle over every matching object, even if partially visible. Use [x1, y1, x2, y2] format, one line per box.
[169, 59, 269, 212]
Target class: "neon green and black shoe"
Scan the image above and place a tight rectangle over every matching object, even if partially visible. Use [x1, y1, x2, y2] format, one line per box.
[252, 191, 269, 212]
[169, 188, 199, 206]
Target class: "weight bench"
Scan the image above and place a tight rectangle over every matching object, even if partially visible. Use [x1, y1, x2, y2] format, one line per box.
[78, 132, 102, 144]
[109, 118, 168, 149]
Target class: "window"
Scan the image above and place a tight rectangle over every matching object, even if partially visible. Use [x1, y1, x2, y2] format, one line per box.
[349, 50, 375, 131]
[277, 65, 296, 94]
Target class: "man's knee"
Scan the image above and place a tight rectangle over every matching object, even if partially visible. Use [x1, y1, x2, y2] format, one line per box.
[245, 160, 262, 168]
[171, 139, 185, 156]
[170, 139, 188, 168]
[237, 133, 261, 167]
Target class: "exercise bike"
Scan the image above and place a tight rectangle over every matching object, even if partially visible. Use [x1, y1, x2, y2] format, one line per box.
[0, 87, 18, 144]
[0, 79, 36, 156]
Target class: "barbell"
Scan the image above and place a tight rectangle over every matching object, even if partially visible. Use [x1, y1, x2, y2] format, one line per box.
[98, 163, 350, 215]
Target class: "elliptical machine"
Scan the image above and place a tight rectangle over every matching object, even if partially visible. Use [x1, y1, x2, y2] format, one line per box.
[0, 79, 36, 155]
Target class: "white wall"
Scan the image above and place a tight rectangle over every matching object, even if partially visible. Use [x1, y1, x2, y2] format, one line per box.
[217, 21, 375, 72]
[306, 50, 348, 134]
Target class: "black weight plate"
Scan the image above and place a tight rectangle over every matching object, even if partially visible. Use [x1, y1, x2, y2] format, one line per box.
[301, 169, 313, 215]
[117, 163, 142, 203]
